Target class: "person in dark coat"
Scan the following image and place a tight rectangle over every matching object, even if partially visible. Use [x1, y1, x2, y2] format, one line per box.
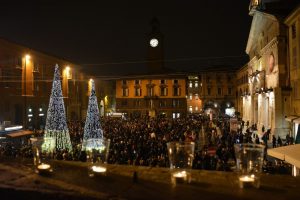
[272, 135, 276, 148]
[277, 136, 282, 147]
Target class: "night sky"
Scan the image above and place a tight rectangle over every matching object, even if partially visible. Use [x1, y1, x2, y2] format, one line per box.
[0, 0, 252, 75]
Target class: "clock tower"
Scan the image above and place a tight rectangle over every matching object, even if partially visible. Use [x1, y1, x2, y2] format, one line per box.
[147, 17, 164, 74]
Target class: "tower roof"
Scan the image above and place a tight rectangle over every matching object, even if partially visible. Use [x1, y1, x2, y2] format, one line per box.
[150, 17, 160, 33]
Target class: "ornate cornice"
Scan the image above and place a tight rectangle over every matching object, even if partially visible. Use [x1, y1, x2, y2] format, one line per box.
[260, 37, 278, 55]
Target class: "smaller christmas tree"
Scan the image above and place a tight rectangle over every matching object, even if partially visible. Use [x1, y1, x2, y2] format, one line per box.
[44, 64, 72, 152]
[82, 79, 104, 151]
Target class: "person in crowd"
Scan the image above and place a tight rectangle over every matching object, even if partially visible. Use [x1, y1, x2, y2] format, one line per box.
[272, 135, 277, 148]
[277, 136, 283, 147]
[0, 115, 292, 174]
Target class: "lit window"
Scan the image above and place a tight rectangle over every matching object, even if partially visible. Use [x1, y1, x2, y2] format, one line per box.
[189, 94, 193, 100]
[195, 94, 199, 100]
[173, 87, 180, 96]
[147, 87, 154, 96]
[189, 106, 193, 113]
[189, 82, 192, 88]
[195, 81, 198, 88]
[195, 106, 198, 111]
[135, 88, 141, 96]
[172, 113, 180, 119]
[160, 87, 167, 96]
[122, 88, 129, 96]
[173, 112, 180, 118]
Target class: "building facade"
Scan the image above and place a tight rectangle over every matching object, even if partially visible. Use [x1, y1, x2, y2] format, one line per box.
[187, 72, 236, 117]
[236, 64, 250, 121]
[0, 38, 90, 129]
[285, 5, 300, 141]
[238, 0, 298, 138]
[186, 75, 202, 114]
[116, 75, 187, 118]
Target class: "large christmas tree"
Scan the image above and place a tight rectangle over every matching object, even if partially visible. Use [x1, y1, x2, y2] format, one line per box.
[82, 79, 104, 151]
[44, 64, 72, 151]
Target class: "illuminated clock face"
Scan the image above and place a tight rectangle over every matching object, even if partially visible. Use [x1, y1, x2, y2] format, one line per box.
[150, 38, 159, 47]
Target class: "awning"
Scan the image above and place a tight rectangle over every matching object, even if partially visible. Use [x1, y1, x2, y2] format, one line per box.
[6, 130, 34, 138]
[267, 144, 300, 168]
[293, 118, 300, 124]
[285, 116, 299, 122]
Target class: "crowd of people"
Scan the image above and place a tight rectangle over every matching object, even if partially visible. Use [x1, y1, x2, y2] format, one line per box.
[0, 115, 294, 175]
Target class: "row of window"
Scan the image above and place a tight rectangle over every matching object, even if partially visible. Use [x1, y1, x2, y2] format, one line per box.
[189, 106, 200, 113]
[120, 99, 182, 108]
[187, 87, 232, 99]
[188, 81, 200, 88]
[122, 87, 181, 97]
[122, 79, 179, 85]
[124, 77, 233, 87]
[0, 56, 43, 73]
[237, 74, 249, 85]
[205, 75, 232, 83]
[123, 87, 232, 97]
[188, 78, 232, 87]
[189, 94, 200, 100]
[203, 87, 232, 96]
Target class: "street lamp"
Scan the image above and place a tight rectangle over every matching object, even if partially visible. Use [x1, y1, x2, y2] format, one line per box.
[24, 54, 30, 129]
[65, 66, 71, 79]
[25, 54, 30, 60]
[104, 95, 108, 116]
